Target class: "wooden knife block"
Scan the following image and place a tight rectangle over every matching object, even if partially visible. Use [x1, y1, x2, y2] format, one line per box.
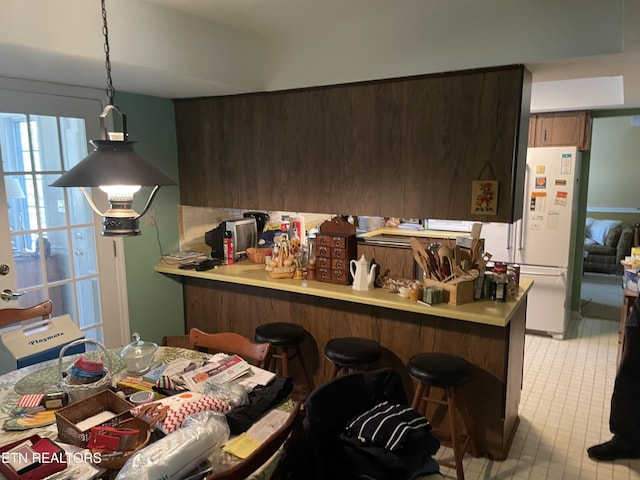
[423, 277, 474, 305]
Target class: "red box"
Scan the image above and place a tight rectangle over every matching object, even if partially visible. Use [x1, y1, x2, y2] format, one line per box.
[0, 435, 67, 480]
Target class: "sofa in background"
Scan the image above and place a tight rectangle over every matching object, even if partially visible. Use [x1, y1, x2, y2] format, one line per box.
[583, 218, 633, 274]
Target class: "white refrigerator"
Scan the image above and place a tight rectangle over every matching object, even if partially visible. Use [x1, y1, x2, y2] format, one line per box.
[482, 146, 582, 339]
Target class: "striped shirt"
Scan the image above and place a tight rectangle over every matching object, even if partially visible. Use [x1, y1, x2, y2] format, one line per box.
[345, 401, 431, 452]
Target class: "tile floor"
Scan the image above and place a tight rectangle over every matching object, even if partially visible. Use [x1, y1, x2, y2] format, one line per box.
[434, 315, 640, 479]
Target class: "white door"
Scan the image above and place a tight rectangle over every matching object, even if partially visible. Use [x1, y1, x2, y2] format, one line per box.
[0, 85, 127, 348]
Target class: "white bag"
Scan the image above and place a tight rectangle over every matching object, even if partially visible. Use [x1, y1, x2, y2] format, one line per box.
[116, 411, 230, 480]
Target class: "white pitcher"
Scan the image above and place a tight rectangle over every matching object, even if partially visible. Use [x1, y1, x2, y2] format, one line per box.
[350, 255, 376, 291]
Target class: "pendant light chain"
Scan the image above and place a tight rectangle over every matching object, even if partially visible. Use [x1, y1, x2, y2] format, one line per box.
[101, 0, 115, 106]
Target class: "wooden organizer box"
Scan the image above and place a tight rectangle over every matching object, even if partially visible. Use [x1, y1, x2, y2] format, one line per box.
[55, 389, 134, 447]
[315, 216, 357, 285]
[423, 277, 474, 305]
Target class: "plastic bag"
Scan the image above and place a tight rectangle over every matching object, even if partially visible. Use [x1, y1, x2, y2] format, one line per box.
[202, 380, 249, 408]
[115, 411, 230, 480]
[131, 391, 231, 435]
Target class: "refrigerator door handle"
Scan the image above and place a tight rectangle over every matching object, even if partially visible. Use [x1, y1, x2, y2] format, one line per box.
[520, 269, 566, 278]
[517, 164, 529, 251]
[517, 218, 524, 251]
[506, 223, 513, 251]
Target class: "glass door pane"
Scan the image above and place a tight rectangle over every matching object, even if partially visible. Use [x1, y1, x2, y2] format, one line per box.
[1, 111, 106, 342]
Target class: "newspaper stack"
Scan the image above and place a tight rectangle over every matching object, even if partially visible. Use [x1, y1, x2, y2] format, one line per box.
[161, 250, 210, 266]
[182, 355, 252, 393]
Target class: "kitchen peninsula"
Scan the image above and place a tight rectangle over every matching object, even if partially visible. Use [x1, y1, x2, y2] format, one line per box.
[155, 260, 533, 460]
[169, 63, 533, 460]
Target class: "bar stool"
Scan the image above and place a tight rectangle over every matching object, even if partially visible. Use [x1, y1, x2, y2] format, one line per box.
[407, 352, 476, 480]
[254, 322, 315, 392]
[324, 337, 381, 380]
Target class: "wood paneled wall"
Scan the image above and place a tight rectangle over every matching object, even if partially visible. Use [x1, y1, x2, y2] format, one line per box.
[174, 64, 531, 223]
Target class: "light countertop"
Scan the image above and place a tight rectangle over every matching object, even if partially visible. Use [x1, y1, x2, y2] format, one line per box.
[155, 260, 533, 328]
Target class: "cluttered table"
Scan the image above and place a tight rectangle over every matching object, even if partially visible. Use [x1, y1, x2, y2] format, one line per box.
[0, 346, 292, 480]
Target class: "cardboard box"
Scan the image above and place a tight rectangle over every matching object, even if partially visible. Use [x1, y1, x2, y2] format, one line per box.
[0, 435, 67, 480]
[0, 315, 84, 375]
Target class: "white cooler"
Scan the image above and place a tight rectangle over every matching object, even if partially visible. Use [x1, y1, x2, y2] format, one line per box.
[0, 314, 85, 374]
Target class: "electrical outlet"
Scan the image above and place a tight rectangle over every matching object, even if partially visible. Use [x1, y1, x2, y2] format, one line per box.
[147, 208, 156, 226]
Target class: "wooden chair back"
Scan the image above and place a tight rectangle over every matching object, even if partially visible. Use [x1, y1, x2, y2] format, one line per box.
[189, 328, 272, 368]
[0, 300, 53, 328]
[161, 334, 193, 349]
[206, 401, 302, 480]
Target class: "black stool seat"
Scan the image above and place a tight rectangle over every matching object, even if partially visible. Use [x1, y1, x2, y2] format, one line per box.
[324, 337, 381, 366]
[255, 322, 305, 346]
[407, 353, 471, 387]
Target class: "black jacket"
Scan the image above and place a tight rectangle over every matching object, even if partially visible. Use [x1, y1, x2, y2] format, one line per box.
[293, 368, 439, 480]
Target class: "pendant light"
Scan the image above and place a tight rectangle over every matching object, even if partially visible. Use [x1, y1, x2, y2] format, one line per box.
[51, 0, 176, 236]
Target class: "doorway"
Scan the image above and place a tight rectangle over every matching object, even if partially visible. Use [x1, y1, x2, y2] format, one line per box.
[580, 272, 623, 322]
[0, 84, 127, 348]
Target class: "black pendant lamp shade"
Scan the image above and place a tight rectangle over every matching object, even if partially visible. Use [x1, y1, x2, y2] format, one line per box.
[52, 140, 175, 189]
[51, 137, 176, 236]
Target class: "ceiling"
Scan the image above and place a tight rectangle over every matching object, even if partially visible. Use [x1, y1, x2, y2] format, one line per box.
[0, 0, 638, 111]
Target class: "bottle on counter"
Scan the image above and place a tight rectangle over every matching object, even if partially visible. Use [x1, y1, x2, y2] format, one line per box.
[306, 235, 317, 281]
[223, 230, 234, 265]
[493, 262, 507, 302]
[483, 271, 494, 299]
[509, 264, 521, 286]
[409, 282, 423, 302]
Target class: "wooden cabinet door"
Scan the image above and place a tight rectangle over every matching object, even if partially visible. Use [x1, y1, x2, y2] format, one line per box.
[532, 111, 591, 150]
[402, 66, 530, 223]
[175, 65, 531, 222]
[528, 115, 537, 147]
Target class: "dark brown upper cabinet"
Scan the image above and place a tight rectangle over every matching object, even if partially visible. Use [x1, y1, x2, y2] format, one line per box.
[175, 64, 531, 223]
[528, 110, 592, 150]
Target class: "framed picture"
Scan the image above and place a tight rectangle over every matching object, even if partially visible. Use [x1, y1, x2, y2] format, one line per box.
[471, 180, 498, 215]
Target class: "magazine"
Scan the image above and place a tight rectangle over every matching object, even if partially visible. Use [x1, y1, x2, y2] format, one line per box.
[161, 250, 210, 266]
[182, 354, 251, 393]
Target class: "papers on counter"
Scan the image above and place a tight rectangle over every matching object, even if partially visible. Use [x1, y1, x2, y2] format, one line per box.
[223, 408, 290, 459]
[160, 250, 210, 266]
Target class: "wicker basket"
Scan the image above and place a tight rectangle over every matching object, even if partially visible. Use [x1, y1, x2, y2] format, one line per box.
[246, 247, 271, 264]
[265, 264, 296, 279]
[265, 241, 296, 278]
[58, 338, 113, 404]
[90, 417, 151, 470]
[55, 389, 134, 447]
